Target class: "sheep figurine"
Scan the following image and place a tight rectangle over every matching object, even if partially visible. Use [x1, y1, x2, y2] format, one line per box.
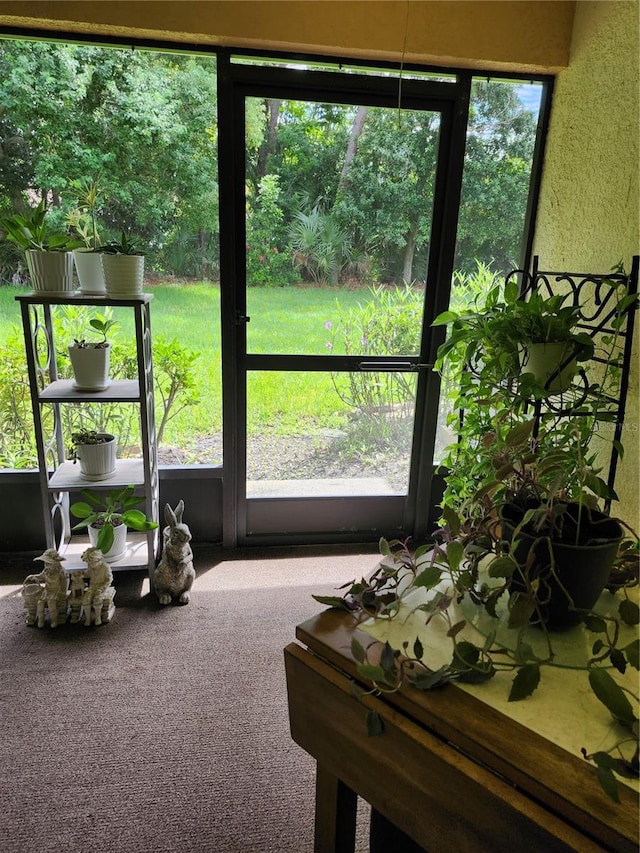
[152, 500, 195, 606]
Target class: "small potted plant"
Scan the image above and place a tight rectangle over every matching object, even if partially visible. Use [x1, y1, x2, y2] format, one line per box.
[68, 428, 117, 481]
[1, 200, 82, 294]
[70, 484, 158, 563]
[67, 314, 118, 391]
[67, 178, 106, 295]
[99, 231, 145, 297]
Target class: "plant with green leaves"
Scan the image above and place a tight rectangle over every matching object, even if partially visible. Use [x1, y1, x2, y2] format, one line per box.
[66, 177, 103, 249]
[68, 429, 114, 464]
[1, 200, 83, 252]
[72, 313, 118, 349]
[70, 484, 158, 554]
[99, 231, 144, 255]
[314, 533, 639, 802]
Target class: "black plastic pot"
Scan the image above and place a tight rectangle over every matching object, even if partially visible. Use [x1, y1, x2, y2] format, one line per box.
[501, 501, 622, 629]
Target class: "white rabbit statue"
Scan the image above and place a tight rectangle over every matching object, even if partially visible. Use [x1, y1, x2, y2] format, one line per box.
[153, 500, 195, 606]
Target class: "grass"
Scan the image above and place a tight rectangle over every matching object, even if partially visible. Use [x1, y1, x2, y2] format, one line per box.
[0, 282, 383, 457]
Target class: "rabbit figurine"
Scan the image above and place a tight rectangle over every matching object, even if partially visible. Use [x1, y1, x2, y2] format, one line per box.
[153, 500, 195, 606]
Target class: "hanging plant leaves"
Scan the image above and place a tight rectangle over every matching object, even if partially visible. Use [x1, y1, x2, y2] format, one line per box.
[508, 662, 541, 701]
[624, 639, 639, 670]
[588, 668, 636, 725]
[619, 598, 640, 625]
[365, 710, 384, 737]
[415, 564, 443, 590]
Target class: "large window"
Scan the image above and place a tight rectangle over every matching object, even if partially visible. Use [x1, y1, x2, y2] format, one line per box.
[0, 38, 548, 480]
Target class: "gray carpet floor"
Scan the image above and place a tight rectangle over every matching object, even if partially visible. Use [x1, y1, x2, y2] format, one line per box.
[0, 545, 377, 853]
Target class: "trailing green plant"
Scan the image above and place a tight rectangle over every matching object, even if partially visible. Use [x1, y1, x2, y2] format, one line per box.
[70, 484, 158, 554]
[314, 533, 639, 801]
[1, 200, 83, 252]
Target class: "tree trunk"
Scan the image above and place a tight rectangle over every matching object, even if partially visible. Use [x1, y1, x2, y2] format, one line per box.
[402, 225, 418, 284]
[337, 106, 368, 193]
[257, 99, 281, 179]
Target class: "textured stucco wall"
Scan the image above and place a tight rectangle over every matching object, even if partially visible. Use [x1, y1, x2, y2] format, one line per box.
[533, 0, 639, 529]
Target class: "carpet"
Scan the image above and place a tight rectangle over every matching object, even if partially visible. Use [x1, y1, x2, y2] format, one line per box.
[0, 544, 378, 853]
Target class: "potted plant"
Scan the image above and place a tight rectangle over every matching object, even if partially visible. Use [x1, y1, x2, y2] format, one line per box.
[1, 200, 83, 294]
[99, 231, 145, 297]
[67, 178, 106, 295]
[67, 313, 117, 391]
[433, 280, 596, 394]
[70, 484, 158, 563]
[68, 428, 117, 480]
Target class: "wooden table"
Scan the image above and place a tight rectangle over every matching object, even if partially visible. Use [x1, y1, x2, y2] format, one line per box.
[284, 609, 638, 853]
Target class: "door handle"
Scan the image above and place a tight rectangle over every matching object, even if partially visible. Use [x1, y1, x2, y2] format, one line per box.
[236, 313, 251, 325]
[358, 362, 433, 372]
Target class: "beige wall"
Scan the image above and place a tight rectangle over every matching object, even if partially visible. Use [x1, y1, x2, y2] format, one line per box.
[0, 0, 575, 72]
[533, 0, 640, 529]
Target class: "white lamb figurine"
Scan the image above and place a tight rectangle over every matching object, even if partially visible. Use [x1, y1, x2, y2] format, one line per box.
[153, 500, 195, 606]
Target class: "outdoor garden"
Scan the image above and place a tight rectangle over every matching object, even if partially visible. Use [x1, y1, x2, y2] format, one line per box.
[0, 39, 540, 476]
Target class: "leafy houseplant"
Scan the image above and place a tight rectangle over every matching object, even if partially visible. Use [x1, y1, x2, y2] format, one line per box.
[70, 484, 158, 561]
[1, 200, 82, 293]
[99, 231, 145, 297]
[67, 178, 107, 295]
[433, 281, 596, 395]
[67, 314, 118, 392]
[312, 268, 639, 801]
[68, 428, 117, 480]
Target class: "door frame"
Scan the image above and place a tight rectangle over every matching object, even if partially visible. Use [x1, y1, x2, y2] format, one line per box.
[217, 52, 471, 546]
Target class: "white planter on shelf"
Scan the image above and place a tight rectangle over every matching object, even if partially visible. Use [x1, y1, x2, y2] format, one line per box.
[68, 343, 111, 391]
[73, 249, 106, 295]
[74, 433, 117, 481]
[88, 520, 127, 563]
[102, 254, 145, 297]
[25, 250, 75, 294]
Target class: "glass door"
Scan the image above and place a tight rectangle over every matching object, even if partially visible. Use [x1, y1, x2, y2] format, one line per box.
[219, 60, 469, 544]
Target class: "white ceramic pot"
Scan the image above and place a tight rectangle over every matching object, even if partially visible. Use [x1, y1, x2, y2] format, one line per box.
[73, 249, 106, 295]
[68, 344, 111, 391]
[102, 254, 145, 297]
[88, 520, 127, 563]
[520, 342, 577, 393]
[74, 433, 117, 480]
[25, 250, 75, 294]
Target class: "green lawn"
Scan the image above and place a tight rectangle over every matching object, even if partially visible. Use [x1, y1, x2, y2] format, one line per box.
[0, 282, 381, 460]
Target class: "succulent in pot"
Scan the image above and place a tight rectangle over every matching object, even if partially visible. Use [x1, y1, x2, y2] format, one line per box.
[99, 231, 145, 297]
[68, 428, 117, 481]
[1, 200, 83, 294]
[70, 484, 158, 562]
[67, 314, 118, 392]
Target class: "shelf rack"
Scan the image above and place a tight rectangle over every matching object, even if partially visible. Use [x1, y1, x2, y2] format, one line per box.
[16, 291, 160, 574]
